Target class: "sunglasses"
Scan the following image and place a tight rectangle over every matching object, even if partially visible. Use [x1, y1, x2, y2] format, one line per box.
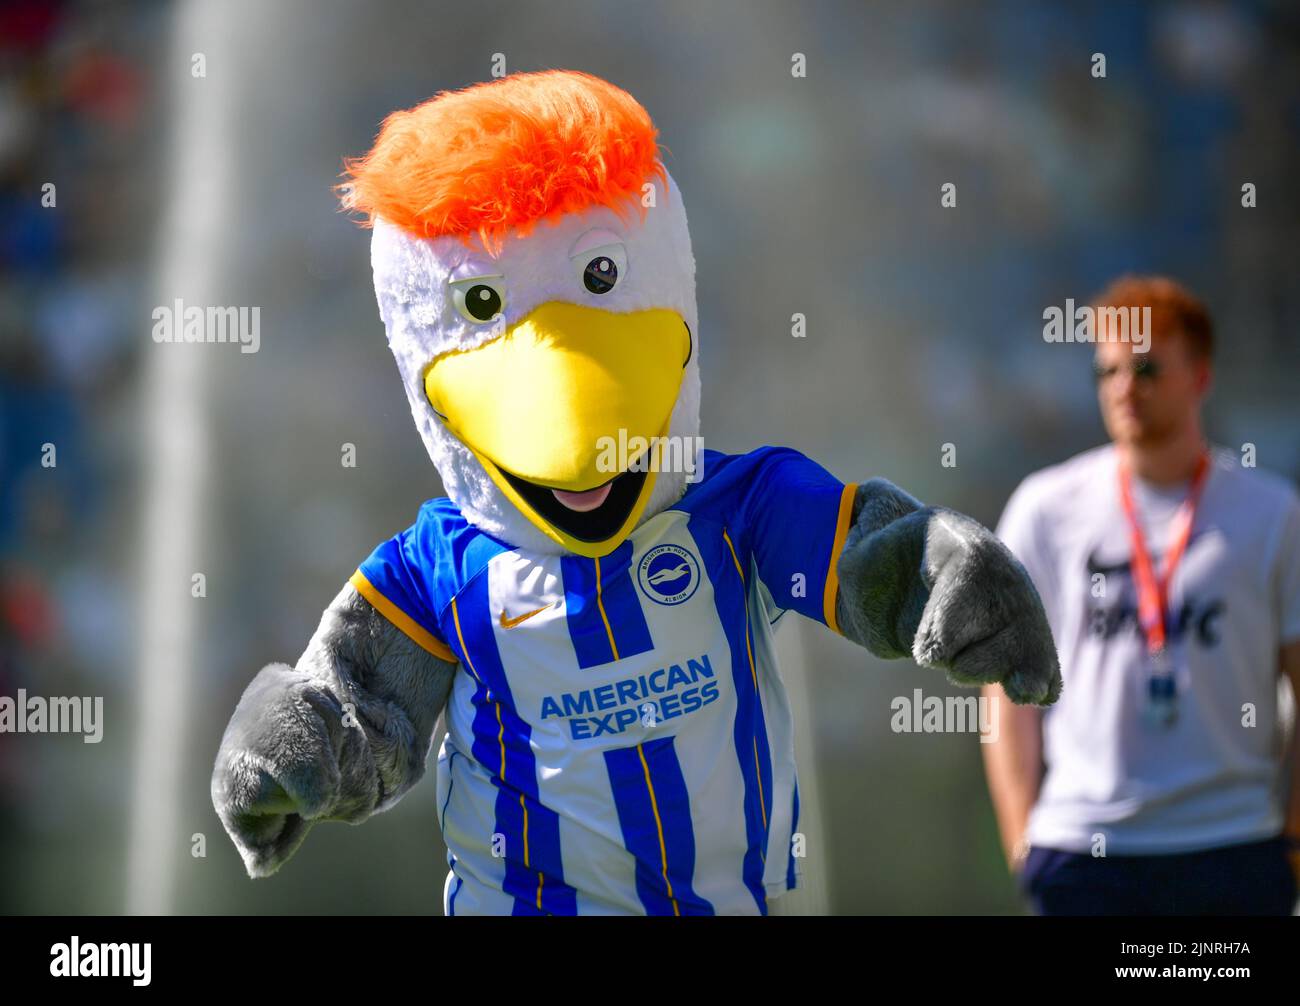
[1093, 358, 1162, 382]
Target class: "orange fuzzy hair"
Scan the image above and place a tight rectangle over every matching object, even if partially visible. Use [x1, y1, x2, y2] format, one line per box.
[339, 70, 669, 255]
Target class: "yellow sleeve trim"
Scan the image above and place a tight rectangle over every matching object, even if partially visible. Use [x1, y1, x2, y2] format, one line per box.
[349, 569, 458, 664]
[822, 483, 858, 635]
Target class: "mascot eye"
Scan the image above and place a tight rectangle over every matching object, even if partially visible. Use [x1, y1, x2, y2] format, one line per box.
[571, 243, 627, 295]
[450, 275, 505, 324]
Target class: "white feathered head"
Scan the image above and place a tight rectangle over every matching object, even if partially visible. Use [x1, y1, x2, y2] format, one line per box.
[341, 70, 701, 557]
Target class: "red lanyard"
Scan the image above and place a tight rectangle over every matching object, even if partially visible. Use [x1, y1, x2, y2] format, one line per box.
[1116, 449, 1211, 658]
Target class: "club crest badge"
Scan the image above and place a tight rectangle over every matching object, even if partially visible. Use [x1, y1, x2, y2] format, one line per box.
[637, 544, 701, 605]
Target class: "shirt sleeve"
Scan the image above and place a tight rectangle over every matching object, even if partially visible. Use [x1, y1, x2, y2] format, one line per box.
[351, 522, 458, 664]
[739, 447, 857, 632]
[995, 476, 1059, 629]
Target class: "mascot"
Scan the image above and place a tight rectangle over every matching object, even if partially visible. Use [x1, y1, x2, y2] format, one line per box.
[211, 70, 1060, 915]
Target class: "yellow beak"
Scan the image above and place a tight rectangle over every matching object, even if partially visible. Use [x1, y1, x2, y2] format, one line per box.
[424, 301, 690, 556]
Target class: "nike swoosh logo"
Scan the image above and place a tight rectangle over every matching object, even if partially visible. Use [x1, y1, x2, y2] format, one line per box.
[1085, 554, 1132, 577]
[499, 603, 554, 629]
[1086, 532, 1207, 578]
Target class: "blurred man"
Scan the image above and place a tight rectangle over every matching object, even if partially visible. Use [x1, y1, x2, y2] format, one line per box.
[982, 275, 1300, 915]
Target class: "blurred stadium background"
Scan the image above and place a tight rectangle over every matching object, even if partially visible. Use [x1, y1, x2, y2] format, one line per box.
[2, 0, 1298, 914]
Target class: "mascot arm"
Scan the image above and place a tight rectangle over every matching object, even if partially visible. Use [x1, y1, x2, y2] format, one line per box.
[832, 478, 1061, 706]
[210, 582, 455, 878]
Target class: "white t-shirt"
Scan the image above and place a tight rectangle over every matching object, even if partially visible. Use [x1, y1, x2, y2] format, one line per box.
[997, 442, 1300, 854]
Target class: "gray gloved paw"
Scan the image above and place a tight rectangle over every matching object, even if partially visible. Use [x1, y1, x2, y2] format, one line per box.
[210, 664, 350, 878]
[912, 509, 1062, 706]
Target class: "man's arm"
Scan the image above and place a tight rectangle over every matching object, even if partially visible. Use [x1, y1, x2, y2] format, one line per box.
[980, 682, 1044, 873]
[1281, 640, 1300, 882]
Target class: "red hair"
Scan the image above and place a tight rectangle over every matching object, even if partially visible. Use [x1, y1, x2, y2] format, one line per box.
[1092, 274, 1215, 359]
[339, 70, 669, 255]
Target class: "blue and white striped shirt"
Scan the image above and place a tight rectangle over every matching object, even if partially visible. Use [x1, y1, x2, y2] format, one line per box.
[352, 446, 856, 915]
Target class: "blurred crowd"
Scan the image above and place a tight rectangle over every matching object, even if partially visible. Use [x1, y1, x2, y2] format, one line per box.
[0, 0, 165, 897]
